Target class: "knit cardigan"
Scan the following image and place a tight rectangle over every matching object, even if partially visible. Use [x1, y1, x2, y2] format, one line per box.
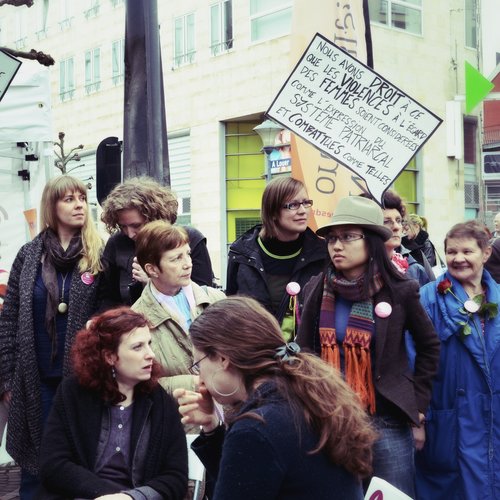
[0, 234, 101, 474]
[38, 376, 188, 500]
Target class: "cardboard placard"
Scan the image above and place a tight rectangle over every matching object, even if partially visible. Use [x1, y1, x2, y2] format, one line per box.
[267, 33, 442, 204]
[0, 50, 22, 103]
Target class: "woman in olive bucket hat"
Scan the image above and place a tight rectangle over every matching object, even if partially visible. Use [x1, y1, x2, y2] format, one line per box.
[296, 195, 440, 497]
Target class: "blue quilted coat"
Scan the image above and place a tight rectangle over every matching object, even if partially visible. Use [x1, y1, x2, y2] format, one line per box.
[416, 270, 500, 499]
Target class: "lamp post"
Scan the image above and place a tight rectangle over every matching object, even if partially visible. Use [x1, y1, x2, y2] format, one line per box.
[253, 119, 284, 182]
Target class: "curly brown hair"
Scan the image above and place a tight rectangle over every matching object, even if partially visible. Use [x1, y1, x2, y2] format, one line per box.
[382, 190, 407, 219]
[72, 307, 161, 404]
[189, 296, 377, 479]
[101, 177, 179, 233]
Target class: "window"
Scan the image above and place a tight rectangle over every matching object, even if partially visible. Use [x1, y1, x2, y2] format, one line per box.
[112, 39, 125, 85]
[168, 133, 192, 225]
[464, 118, 477, 164]
[59, 0, 73, 30]
[465, 0, 477, 49]
[368, 0, 422, 35]
[85, 48, 101, 94]
[173, 13, 195, 67]
[394, 155, 419, 213]
[36, 0, 49, 40]
[210, 1, 233, 56]
[15, 10, 27, 49]
[84, 0, 100, 19]
[250, 0, 292, 42]
[225, 121, 266, 244]
[60, 57, 75, 101]
[464, 118, 479, 217]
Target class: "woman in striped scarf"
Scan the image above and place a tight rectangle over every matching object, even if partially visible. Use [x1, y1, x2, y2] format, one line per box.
[297, 195, 440, 498]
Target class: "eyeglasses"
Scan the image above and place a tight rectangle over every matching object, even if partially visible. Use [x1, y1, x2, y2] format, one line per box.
[383, 218, 404, 228]
[282, 199, 313, 210]
[189, 353, 209, 375]
[324, 233, 365, 244]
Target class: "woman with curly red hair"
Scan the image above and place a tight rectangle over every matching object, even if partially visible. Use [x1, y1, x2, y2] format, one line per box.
[38, 307, 188, 499]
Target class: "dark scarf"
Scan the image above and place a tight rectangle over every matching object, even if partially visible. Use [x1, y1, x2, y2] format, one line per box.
[319, 266, 383, 414]
[41, 229, 83, 361]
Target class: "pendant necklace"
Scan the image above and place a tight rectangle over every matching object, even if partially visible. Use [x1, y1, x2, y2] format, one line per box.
[58, 272, 69, 314]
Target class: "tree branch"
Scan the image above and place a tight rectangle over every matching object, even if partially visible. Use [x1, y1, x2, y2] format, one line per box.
[0, 47, 54, 66]
[0, 0, 34, 8]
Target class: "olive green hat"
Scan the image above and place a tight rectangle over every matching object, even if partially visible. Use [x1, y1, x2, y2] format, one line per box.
[316, 196, 392, 241]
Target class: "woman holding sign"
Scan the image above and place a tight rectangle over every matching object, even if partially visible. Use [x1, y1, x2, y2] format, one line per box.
[296, 195, 440, 497]
[226, 177, 328, 341]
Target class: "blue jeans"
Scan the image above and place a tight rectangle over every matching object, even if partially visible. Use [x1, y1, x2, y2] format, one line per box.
[19, 379, 61, 500]
[367, 415, 415, 498]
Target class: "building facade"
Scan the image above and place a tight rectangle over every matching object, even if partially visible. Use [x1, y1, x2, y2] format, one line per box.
[0, 0, 486, 283]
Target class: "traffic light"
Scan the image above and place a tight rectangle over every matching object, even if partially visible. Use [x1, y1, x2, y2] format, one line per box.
[96, 136, 122, 205]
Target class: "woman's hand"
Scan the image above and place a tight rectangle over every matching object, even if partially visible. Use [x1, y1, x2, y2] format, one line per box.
[412, 425, 425, 450]
[131, 258, 149, 284]
[173, 385, 219, 432]
[1, 391, 11, 407]
[412, 412, 426, 451]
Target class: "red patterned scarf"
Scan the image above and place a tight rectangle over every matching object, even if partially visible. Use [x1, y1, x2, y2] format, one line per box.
[319, 266, 383, 414]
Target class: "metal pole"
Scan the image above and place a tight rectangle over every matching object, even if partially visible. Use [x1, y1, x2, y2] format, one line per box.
[123, 0, 170, 184]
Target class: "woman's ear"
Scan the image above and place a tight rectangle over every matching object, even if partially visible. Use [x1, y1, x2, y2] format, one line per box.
[104, 351, 117, 366]
[220, 355, 231, 370]
[483, 245, 493, 262]
[144, 263, 159, 278]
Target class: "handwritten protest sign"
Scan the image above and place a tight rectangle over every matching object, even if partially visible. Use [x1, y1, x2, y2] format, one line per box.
[0, 50, 22, 103]
[267, 33, 442, 204]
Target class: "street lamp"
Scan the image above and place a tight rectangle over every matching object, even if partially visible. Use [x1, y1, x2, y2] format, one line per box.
[253, 119, 284, 182]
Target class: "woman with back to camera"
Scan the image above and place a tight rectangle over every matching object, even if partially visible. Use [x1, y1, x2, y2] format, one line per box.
[132, 221, 225, 396]
[38, 306, 188, 500]
[402, 213, 437, 268]
[0, 175, 103, 499]
[415, 221, 500, 499]
[226, 176, 327, 340]
[174, 296, 377, 500]
[100, 177, 215, 308]
[296, 195, 440, 498]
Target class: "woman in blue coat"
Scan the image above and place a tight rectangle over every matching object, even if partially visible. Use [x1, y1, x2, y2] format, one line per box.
[416, 220, 500, 499]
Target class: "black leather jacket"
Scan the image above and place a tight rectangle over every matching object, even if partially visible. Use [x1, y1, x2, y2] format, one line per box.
[226, 225, 328, 323]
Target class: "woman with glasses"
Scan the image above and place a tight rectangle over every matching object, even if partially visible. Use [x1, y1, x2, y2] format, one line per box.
[131, 221, 225, 398]
[174, 296, 377, 500]
[38, 307, 188, 499]
[296, 195, 440, 498]
[226, 177, 327, 341]
[376, 190, 434, 286]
